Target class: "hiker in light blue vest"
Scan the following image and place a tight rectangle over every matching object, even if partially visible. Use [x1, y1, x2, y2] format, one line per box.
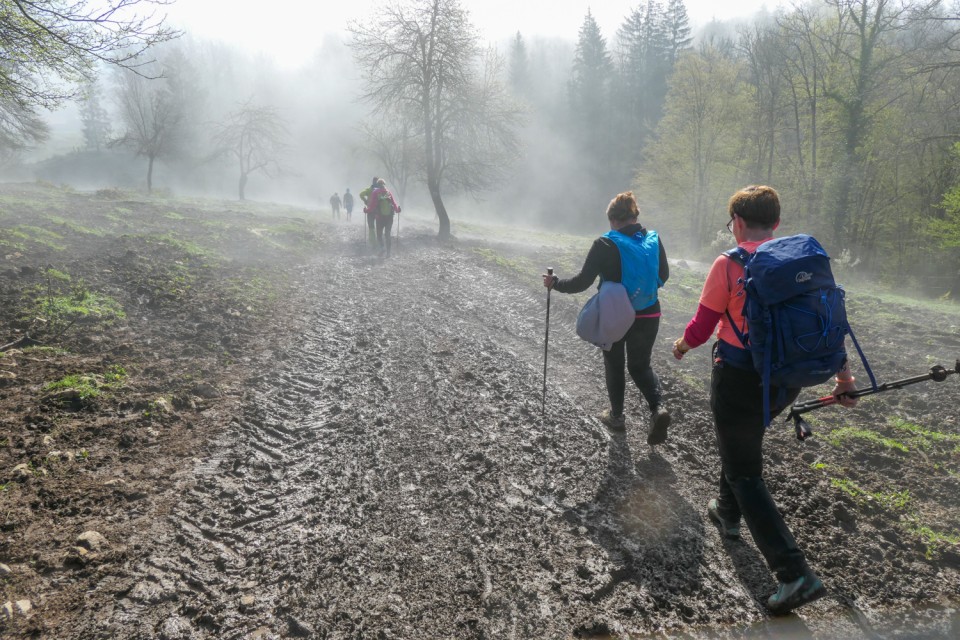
[542, 191, 671, 444]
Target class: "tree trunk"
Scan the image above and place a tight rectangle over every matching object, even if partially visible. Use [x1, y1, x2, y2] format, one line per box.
[146, 155, 155, 193]
[428, 173, 450, 238]
[239, 172, 248, 201]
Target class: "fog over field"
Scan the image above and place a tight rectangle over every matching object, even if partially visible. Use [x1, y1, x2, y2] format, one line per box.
[5, 0, 958, 301]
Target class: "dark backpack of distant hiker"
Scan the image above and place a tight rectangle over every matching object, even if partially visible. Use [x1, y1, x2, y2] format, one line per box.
[724, 234, 877, 426]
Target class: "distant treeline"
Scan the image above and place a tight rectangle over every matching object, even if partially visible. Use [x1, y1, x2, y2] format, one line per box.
[501, 0, 960, 298]
[8, 0, 960, 297]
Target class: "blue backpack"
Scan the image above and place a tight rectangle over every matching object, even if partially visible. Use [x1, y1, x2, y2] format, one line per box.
[725, 234, 877, 426]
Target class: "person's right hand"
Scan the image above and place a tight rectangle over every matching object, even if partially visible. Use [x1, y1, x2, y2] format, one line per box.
[542, 273, 557, 289]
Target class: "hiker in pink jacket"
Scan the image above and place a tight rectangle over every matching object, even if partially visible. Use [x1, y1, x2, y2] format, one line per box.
[364, 178, 401, 257]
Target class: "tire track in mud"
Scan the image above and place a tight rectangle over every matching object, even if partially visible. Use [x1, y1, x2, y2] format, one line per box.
[70, 224, 959, 639]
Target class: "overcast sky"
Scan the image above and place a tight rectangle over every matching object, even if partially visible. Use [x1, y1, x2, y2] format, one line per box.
[166, 0, 785, 67]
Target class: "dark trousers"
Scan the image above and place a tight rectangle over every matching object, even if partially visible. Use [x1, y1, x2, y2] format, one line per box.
[366, 212, 377, 245]
[375, 215, 394, 254]
[602, 316, 662, 416]
[709, 354, 807, 582]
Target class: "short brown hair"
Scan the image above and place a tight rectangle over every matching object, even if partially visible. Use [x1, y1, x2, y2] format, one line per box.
[607, 191, 640, 223]
[728, 185, 780, 229]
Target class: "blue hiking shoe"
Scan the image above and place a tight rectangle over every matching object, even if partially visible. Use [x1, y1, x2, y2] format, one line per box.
[767, 571, 826, 615]
[707, 498, 740, 539]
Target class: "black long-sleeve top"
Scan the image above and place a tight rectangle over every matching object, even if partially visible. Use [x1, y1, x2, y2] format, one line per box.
[554, 223, 669, 315]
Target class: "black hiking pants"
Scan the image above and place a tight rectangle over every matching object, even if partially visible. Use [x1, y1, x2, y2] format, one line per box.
[709, 349, 808, 583]
[602, 315, 662, 417]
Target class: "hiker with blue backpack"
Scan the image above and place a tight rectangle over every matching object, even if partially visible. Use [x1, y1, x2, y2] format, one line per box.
[671, 185, 866, 615]
[542, 191, 671, 444]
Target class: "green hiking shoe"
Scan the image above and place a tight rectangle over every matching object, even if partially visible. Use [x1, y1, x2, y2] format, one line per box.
[647, 406, 671, 445]
[599, 409, 626, 432]
[767, 571, 826, 615]
[707, 498, 741, 539]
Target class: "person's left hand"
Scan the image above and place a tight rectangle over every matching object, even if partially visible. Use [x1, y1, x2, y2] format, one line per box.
[672, 337, 690, 360]
[833, 378, 858, 408]
[542, 273, 557, 289]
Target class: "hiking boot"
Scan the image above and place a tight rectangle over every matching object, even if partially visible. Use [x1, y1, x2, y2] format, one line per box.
[647, 406, 671, 445]
[767, 571, 826, 615]
[599, 410, 626, 432]
[707, 498, 740, 539]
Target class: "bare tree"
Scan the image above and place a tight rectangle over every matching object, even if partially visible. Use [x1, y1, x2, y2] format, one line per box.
[113, 65, 182, 193]
[348, 0, 521, 238]
[360, 109, 419, 207]
[212, 100, 289, 201]
[0, 0, 177, 151]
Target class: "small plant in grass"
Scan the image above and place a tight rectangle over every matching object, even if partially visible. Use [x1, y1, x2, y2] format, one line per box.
[44, 374, 100, 399]
[25, 269, 126, 339]
[904, 520, 960, 558]
[104, 365, 127, 382]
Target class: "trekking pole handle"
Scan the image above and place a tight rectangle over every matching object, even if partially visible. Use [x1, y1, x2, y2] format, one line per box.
[788, 359, 960, 419]
[547, 267, 554, 276]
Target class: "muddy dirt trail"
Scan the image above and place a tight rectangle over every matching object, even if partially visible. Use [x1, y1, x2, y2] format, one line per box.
[54, 221, 960, 639]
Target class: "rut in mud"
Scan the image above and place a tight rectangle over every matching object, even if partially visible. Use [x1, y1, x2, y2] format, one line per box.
[50, 220, 959, 640]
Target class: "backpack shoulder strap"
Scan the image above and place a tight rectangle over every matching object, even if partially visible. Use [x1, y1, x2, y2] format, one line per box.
[722, 248, 751, 348]
[723, 246, 750, 267]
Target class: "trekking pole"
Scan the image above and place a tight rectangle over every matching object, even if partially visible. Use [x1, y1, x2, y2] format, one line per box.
[786, 359, 960, 441]
[396, 210, 400, 256]
[542, 267, 553, 416]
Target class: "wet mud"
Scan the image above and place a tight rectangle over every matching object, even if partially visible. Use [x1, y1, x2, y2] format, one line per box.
[2, 189, 960, 638]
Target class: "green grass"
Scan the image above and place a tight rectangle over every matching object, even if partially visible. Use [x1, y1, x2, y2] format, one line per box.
[472, 247, 538, 276]
[146, 233, 219, 259]
[44, 215, 106, 236]
[890, 417, 960, 450]
[828, 477, 912, 511]
[43, 365, 126, 400]
[34, 290, 126, 324]
[822, 426, 910, 452]
[44, 374, 101, 399]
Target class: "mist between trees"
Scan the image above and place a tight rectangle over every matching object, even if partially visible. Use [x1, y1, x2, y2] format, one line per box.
[3, 0, 960, 299]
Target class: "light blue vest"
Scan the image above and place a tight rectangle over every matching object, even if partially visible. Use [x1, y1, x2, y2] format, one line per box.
[602, 229, 662, 310]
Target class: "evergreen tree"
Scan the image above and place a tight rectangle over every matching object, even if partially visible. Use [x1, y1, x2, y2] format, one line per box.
[508, 32, 529, 99]
[569, 9, 613, 125]
[79, 79, 112, 152]
[663, 0, 693, 65]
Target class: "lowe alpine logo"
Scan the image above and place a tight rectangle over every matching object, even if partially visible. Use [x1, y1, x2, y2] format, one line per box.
[795, 271, 813, 284]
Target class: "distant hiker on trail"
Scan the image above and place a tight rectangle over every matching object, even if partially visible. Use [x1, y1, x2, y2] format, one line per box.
[343, 188, 354, 222]
[541, 190, 671, 444]
[364, 178, 400, 257]
[671, 185, 859, 615]
[359, 176, 379, 249]
[330, 192, 342, 221]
